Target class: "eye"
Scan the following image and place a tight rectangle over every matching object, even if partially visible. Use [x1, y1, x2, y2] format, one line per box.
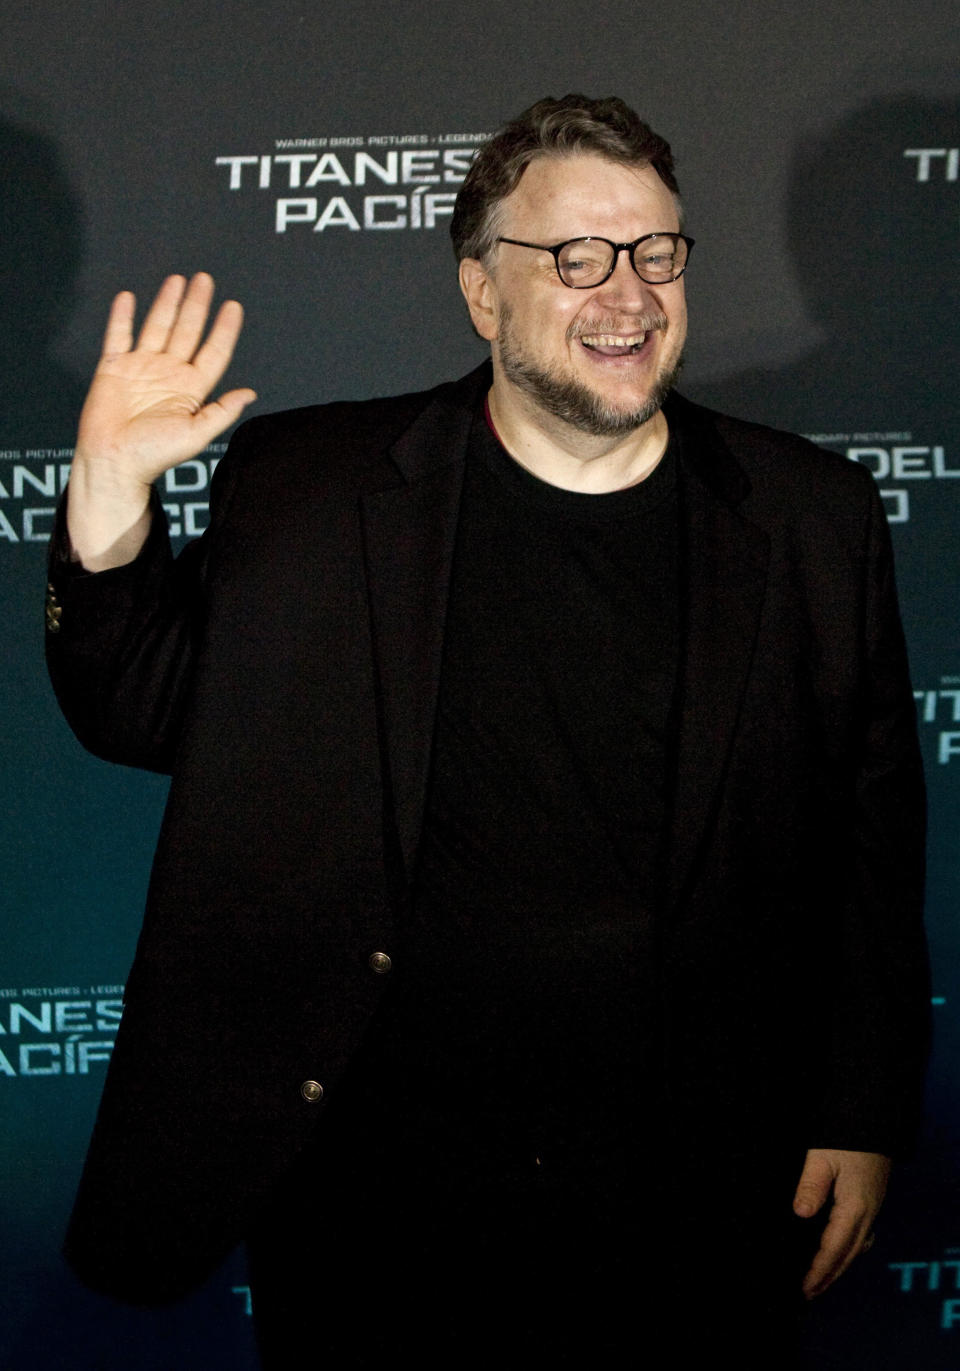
[636, 235, 688, 280]
[557, 239, 611, 284]
[565, 249, 607, 270]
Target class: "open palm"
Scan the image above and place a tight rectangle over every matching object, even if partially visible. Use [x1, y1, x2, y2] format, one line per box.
[76, 272, 256, 485]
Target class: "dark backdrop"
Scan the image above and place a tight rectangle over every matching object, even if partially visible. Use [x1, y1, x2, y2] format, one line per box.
[2, 3, 957, 1364]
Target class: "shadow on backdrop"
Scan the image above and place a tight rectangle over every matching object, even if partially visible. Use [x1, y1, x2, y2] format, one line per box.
[687, 95, 958, 442]
[0, 112, 87, 446]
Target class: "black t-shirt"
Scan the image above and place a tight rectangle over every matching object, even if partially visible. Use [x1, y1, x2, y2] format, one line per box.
[336, 403, 681, 1185]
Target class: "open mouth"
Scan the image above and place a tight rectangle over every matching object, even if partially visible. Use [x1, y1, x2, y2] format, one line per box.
[579, 332, 648, 357]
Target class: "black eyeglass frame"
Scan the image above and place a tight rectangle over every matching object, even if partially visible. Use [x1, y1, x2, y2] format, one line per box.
[496, 233, 695, 288]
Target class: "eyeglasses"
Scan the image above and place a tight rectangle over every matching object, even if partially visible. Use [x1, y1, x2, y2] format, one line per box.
[496, 233, 694, 288]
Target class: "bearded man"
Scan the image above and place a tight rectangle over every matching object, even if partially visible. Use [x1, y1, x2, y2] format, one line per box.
[47, 95, 928, 1368]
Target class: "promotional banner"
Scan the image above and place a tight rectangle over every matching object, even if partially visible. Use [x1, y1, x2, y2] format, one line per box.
[2, 2, 957, 1364]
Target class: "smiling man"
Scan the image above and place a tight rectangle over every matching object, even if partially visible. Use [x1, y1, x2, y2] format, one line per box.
[463, 152, 688, 466]
[47, 95, 928, 1369]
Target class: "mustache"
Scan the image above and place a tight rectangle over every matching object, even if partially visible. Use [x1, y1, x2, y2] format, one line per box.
[567, 311, 668, 340]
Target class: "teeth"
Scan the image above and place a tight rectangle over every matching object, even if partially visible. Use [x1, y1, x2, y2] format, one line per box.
[581, 333, 647, 348]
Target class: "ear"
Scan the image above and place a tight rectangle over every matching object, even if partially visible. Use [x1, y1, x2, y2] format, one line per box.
[458, 257, 499, 341]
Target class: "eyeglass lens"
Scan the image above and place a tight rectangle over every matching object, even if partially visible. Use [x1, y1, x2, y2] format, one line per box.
[556, 235, 688, 286]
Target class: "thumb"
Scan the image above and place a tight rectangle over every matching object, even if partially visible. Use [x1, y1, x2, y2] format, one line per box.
[793, 1150, 836, 1219]
[193, 388, 258, 443]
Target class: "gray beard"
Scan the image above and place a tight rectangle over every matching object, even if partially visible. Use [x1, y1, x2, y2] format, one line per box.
[498, 316, 684, 438]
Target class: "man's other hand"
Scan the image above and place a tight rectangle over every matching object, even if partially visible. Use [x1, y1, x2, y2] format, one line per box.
[793, 1148, 892, 1299]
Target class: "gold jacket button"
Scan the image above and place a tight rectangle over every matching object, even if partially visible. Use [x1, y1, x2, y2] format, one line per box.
[300, 1080, 324, 1103]
[368, 951, 392, 975]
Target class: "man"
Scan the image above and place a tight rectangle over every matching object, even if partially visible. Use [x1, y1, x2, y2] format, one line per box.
[47, 96, 928, 1367]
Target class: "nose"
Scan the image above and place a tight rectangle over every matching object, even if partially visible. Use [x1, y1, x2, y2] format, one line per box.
[595, 250, 656, 307]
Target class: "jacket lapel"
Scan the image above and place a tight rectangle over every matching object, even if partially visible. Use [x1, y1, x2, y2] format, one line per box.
[359, 368, 485, 881]
[360, 374, 770, 907]
[663, 398, 770, 910]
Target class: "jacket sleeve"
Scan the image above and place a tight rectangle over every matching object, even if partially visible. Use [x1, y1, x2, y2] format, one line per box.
[814, 475, 930, 1157]
[45, 428, 249, 775]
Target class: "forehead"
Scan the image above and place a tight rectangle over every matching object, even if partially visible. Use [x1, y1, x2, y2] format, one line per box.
[499, 152, 679, 240]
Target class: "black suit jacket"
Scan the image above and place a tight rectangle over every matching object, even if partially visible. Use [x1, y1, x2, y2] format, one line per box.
[47, 362, 928, 1304]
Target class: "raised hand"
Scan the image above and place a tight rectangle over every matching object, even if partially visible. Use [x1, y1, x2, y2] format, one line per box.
[68, 273, 256, 570]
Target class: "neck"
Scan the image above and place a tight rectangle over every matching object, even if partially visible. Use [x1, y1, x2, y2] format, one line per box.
[486, 375, 669, 494]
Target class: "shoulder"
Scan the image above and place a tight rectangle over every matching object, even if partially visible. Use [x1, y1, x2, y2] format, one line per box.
[219, 364, 488, 493]
[666, 390, 877, 518]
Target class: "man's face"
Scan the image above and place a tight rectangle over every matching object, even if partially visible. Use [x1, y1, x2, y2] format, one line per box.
[464, 153, 688, 438]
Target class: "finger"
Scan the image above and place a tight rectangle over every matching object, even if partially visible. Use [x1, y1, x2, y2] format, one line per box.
[792, 1154, 834, 1219]
[188, 387, 258, 446]
[136, 274, 188, 353]
[165, 272, 217, 360]
[191, 299, 247, 391]
[99, 290, 136, 359]
[802, 1203, 873, 1299]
